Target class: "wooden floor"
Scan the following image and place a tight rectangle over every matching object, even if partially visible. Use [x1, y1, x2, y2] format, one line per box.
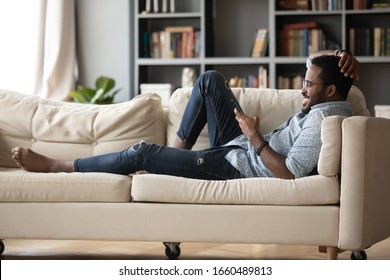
[1, 238, 390, 260]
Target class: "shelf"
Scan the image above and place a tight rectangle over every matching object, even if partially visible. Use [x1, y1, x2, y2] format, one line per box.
[204, 57, 270, 64]
[275, 9, 390, 16]
[137, 12, 202, 19]
[346, 8, 390, 14]
[274, 56, 390, 64]
[355, 56, 390, 63]
[275, 10, 343, 15]
[134, 0, 390, 114]
[137, 58, 203, 65]
[274, 57, 307, 63]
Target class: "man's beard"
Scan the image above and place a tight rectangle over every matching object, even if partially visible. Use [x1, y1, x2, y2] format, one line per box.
[301, 105, 311, 114]
[301, 94, 326, 114]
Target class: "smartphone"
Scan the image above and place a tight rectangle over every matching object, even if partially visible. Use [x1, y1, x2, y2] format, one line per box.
[231, 99, 243, 113]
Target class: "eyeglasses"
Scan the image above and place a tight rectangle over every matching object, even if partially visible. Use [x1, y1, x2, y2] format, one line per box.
[302, 80, 325, 89]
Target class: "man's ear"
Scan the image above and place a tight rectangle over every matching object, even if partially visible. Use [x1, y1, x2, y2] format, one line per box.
[327, 84, 337, 98]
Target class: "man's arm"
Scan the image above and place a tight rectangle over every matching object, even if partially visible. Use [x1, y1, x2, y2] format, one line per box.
[234, 109, 295, 179]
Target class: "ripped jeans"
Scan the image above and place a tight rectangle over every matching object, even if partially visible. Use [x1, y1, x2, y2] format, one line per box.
[74, 71, 245, 180]
[74, 141, 243, 180]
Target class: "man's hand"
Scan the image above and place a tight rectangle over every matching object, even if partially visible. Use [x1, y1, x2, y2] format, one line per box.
[234, 108, 262, 149]
[338, 51, 360, 80]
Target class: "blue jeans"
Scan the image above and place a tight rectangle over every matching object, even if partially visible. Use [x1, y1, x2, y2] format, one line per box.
[74, 71, 245, 180]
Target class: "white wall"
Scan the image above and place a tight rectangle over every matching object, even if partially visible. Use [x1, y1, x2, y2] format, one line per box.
[76, 0, 134, 102]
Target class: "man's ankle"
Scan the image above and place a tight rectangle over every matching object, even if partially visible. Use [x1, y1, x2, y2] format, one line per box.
[173, 137, 193, 150]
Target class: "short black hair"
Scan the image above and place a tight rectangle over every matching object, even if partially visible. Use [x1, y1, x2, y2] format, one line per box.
[310, 55, 353, 100]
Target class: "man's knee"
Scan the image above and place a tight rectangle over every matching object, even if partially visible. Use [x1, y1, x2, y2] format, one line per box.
[198, 70, 228, 93]
[201, 70, 224, 81]
[128, 140, 147, 153]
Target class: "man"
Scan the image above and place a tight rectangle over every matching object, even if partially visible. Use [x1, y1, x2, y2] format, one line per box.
[11, 51, 357, 180]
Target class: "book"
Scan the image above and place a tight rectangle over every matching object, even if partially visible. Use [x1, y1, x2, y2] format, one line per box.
[251, 29, 268, 57]
[164, 26, 195, 58]
[381, 28, 386, 56]
[162, 0, 175, 13]
[258, 66, 268, 88]
[283, 22, 318, 56]
[277, 0, 310, 10]
[349, 28, 355, 55]
[145, 0, 151, 13]
[386, 28, 390, 56]
[349, 27, 390, 56]
[150, 32, 161, 58]
[311, 0, 342, 11]
[374, 27, 382, 57]
[164, 26, 194, 34]
[142, 31, 150, 58]
[349, 27, 375, 55]
[372, 2, 390, 9]
[277, 74, 303, 89]
[353, 0, 365, 9]
[170, 0, 175, 13]
[162, 0, 168, 13]
[283, 21, 317, 30]
[227, 68, 268, 88]
[280, 22, 324, 56]
[144, 0, 172, 13]
[147, 26, 199, 59]
[153, 0, 159, 12]
[311, 28, 320, 53]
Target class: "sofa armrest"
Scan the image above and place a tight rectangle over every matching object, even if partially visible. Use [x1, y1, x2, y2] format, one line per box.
[339, 116, 390, 250]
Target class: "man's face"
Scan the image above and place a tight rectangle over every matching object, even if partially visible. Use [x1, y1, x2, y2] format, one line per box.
[301, 64, 328, 114]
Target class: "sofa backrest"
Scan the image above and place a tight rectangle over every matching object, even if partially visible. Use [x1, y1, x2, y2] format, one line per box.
[167, 86, 369, 150]
[0, 90, 165, 168]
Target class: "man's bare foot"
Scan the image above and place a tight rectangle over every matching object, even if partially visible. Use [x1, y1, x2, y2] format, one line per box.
[11, 147, 74, 173]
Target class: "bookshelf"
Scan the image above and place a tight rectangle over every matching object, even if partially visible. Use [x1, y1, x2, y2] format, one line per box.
[134, 0, 390, 114]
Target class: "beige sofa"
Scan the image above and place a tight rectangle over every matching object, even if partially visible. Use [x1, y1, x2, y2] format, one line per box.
[1, 86, 390, 260]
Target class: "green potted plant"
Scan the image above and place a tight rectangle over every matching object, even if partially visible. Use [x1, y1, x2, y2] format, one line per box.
[69, 76, 121, 104]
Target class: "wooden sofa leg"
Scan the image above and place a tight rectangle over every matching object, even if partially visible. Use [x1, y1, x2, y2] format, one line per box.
[319, 246, 339, 259]
[326, 246, 338, 260]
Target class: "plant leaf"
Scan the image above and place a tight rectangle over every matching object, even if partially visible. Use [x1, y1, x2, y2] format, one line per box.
[95, 76, 115, 93]
[75, 86, 96, 100]
[90, 88, 106, 104]
[69, 76, 120, 104]
[69, 91, 91, 103]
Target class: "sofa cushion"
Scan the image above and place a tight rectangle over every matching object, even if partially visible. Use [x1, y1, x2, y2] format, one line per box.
[347, 86, 370, 117]
[0, 168, 132, 202]
[317, 116, 345, 176]
[0, 90, 165, 168]
[131, 173, 340, 205]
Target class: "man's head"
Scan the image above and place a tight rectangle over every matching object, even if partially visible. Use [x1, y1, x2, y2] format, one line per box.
[301, 55, 353, 114]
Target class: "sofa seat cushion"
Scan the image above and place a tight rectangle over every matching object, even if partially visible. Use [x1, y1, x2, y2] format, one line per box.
[131, 174, 340, 205]
[0, 168, 132, 202]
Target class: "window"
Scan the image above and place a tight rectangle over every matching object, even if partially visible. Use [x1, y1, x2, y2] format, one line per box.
[0, 0, 76, 100]
[0, 0, 36, 94]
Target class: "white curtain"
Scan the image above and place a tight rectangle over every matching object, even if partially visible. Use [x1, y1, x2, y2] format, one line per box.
[0, 0, 76, 100]
[33, 0, 76, 99]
